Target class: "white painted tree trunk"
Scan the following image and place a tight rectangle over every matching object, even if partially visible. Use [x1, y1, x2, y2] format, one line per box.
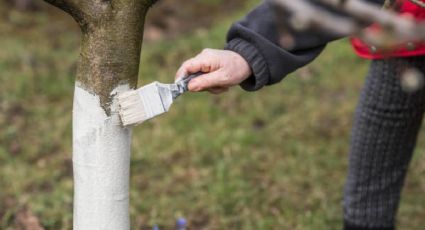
[72, 83, 132, 229]
[42, 1, 156, 229]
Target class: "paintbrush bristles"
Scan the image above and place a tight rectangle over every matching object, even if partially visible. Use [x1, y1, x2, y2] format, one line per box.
[118, 81, 176, 127]
[118, 90, 147, 126]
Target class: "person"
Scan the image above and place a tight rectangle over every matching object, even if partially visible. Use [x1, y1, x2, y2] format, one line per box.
[175, 1, 425, 230]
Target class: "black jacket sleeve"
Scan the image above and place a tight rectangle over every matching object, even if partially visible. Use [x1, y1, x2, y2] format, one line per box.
[225, 0, 385, 91]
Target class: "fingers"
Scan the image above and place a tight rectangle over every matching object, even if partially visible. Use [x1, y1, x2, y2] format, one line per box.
[188, 70, 227, 92]
[175, 49, 219, 81]
[175, 58, 205, 80]
[175, 49, 250, 94]
[208, 87, 229, 94]
[175, 59, 193, 81]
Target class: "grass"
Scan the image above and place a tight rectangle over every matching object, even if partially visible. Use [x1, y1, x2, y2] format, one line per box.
[1, 1, 425, 229]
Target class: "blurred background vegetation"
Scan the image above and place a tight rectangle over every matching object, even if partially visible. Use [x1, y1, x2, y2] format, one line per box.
[1, 0, 425, 229]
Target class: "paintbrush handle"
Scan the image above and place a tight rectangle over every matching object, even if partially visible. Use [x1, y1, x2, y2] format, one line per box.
[172, 72, 204, 99]
[180, 72, 204, 92]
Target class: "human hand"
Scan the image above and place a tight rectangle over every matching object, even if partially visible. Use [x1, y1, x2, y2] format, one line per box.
[175, 49, 252, 94]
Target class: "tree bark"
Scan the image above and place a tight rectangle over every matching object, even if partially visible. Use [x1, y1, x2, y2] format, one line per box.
[43, 0, 157, 229]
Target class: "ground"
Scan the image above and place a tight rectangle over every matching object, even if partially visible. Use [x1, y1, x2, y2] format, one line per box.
[0, 0, 424, 229]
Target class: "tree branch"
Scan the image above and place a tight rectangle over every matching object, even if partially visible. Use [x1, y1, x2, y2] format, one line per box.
[43, 0, 88, 29]
[272, 0, 360, 36]
[317, 0, 424, 42]
[271, 0, 425, 48]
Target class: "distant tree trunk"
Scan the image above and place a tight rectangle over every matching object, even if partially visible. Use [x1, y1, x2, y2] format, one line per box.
[11, 0, 39, 11]
[42, 0, 157, 229]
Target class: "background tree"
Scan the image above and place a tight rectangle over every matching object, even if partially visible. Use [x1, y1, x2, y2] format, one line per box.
[9, 0, 41, 11]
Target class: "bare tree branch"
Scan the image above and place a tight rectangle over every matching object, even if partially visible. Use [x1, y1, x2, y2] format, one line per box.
[43, 0, 88, 29]
[317, 0, 424, 43]
[271, 0, 425, 48]
[272, 0, 361, 36]
[410, 0, 425, 8]
[43, 0, 79, 13]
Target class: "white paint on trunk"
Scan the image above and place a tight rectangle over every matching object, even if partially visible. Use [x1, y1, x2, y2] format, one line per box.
[72, 82, 132, 230]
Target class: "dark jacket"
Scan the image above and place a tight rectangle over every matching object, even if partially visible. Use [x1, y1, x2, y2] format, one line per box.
[225, 0, 385, 91]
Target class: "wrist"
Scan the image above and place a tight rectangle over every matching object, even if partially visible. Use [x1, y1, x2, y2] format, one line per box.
[225, 38, 269, 91]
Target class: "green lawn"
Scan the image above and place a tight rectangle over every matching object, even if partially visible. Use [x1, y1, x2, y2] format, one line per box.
[1, 1, 424, 229]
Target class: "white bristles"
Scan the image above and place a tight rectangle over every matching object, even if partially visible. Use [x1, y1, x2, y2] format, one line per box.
[118, 90, 148, 126]
[117, 82, 175, 127]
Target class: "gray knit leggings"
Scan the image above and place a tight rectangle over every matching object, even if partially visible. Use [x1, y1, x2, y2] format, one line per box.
[343, 56, 425, 230]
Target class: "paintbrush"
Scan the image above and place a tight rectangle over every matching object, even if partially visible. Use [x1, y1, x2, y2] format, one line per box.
[117, 72, 203, 126]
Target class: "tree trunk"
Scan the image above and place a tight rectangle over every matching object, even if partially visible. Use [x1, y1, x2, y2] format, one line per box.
[43, 0, 157, 229]
[13, 0, 37, 11]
